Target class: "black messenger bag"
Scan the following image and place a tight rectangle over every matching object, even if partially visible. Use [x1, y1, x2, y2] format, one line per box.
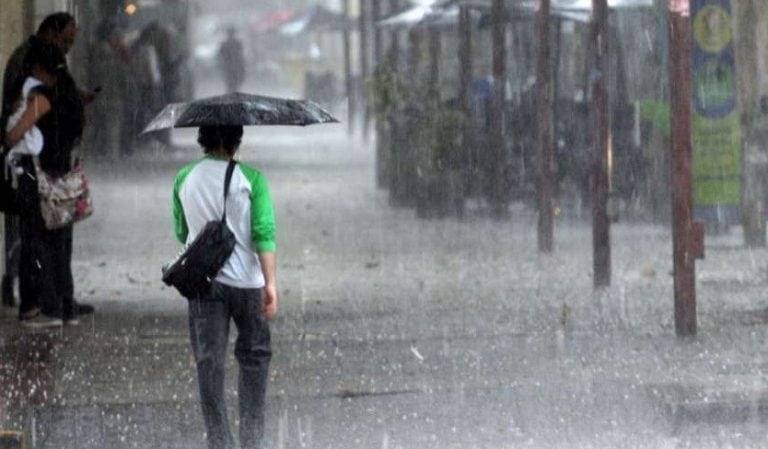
[162, 160, 237, 299]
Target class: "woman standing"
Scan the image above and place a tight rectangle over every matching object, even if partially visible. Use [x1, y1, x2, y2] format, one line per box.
[4, 40, 78, 328]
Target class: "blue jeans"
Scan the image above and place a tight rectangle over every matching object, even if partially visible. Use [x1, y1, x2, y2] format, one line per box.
[188, 282, 272, 449]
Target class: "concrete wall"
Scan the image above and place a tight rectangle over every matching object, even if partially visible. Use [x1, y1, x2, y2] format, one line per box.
[0, 0, 33, 280]
[0, 1, 34, 99]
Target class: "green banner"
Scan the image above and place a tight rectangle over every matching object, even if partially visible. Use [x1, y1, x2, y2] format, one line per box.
[692, 111, 741, 205]
[691, 0, 742, 218]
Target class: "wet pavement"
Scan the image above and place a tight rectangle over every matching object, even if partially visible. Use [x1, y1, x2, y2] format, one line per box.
[1, 126, 768, 448]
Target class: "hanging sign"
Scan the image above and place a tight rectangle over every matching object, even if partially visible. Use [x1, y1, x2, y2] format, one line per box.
[691, 0, 741, 222]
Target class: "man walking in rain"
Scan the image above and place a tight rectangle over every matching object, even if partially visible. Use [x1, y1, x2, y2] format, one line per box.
[172, 125, 277, 449]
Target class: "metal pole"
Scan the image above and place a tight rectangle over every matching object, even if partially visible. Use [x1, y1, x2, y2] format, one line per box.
[536, 0, 554, 252]
[372, 0, 383, 63]
[390, 0, 401, 67]
[428, 30, 440, 96]
[669, 4, 697, 336]
[458, 5, 472, 114]
[373, 0, 387, 187]
[490, 0, 507, 216]
[458, 5, 473, 192]
[591, 0, 611, 287]
[343, 0, 355, 136]
[360, 0, 371, 142]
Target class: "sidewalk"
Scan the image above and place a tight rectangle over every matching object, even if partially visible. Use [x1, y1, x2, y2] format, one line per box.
[2, 127, 768, 448]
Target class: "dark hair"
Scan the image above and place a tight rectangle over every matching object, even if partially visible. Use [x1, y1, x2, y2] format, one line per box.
[198, 125, 244, 154]
[37, 12, 76, 35]
[23, 40, 66, 74]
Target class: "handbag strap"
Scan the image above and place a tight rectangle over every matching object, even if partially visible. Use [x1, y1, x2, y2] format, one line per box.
[221, 160, 237, 223]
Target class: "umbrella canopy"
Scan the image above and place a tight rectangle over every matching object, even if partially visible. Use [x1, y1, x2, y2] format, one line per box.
[377, 4, 433, 28]
[443, 0, 652, 8]
[279, 5, 351, 35]
[467, 0, 653, 25]
[438, 0, 652, 23]
[142, 92, 338, 133]
[250, 9, 296, 33]
[379, 0, 651, 29]
[546, 0, 654, 9]
[377, 3, 482, 30]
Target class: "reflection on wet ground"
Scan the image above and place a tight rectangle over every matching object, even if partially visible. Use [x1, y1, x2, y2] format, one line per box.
[1, 128, 768, 448]
[0, 333, 57, 429]
[0, 309, 202, 449]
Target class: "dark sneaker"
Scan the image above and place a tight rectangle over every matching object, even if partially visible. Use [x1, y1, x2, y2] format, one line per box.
[20, 307, 41, 320]
[21, 314, 63, 329]
[75, 302, 95, 315]
[1, 275, 15, 307]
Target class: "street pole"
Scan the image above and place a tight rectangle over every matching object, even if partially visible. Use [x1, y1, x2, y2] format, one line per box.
[458, 4, 473, 191]
[735, 0, 766, 247]
[536, 0, 554, 253]
[360, 0, 371, 142]
[668, 1, 698, 336]
[373, 0, 387, 187]
[428, 30, 441, 96]
[390, 0, 400, 64]
[458, 5, 472, 114]
[591, 0, 611, 287]
[343, 0, 355, 136]
[490, 0, 507, 216]
[373, 0, 383, 64]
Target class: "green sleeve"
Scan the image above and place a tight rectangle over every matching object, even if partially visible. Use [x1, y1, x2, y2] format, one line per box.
[172, 162, 197, 244]
[240, 165, 276, 252]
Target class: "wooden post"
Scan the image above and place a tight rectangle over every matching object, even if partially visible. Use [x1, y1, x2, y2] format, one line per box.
[591, 0, 611, 287]
[536, 0, 554, 252]
[669, 3, 697, 336]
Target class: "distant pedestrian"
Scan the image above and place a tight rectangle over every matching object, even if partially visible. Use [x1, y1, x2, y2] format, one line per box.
[172, 125, 277, 449]
[127, 22, 185, 151]
[218, 27, 246, 93]
[129, 24, 164, 152]
[85, 19, 129, 159]
[0, 12, 97, 319]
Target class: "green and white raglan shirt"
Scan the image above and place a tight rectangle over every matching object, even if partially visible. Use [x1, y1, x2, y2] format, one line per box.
[172, 156, 276, 289]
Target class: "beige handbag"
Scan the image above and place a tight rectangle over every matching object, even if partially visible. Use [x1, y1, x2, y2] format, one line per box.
[34, 157, 93, 229]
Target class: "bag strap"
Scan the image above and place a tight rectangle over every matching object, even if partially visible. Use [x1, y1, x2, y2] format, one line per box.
[221, 160, 237, 222]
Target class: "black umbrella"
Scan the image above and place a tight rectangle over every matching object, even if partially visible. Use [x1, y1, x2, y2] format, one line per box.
[142, 92, 338, 133]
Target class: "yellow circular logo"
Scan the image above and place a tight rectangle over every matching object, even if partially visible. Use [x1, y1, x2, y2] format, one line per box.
[693, 6, 732, 53]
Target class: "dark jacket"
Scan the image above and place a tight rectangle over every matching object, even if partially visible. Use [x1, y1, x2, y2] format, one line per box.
[0, 38, 31, 142]
[1, 36, 84, 176]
